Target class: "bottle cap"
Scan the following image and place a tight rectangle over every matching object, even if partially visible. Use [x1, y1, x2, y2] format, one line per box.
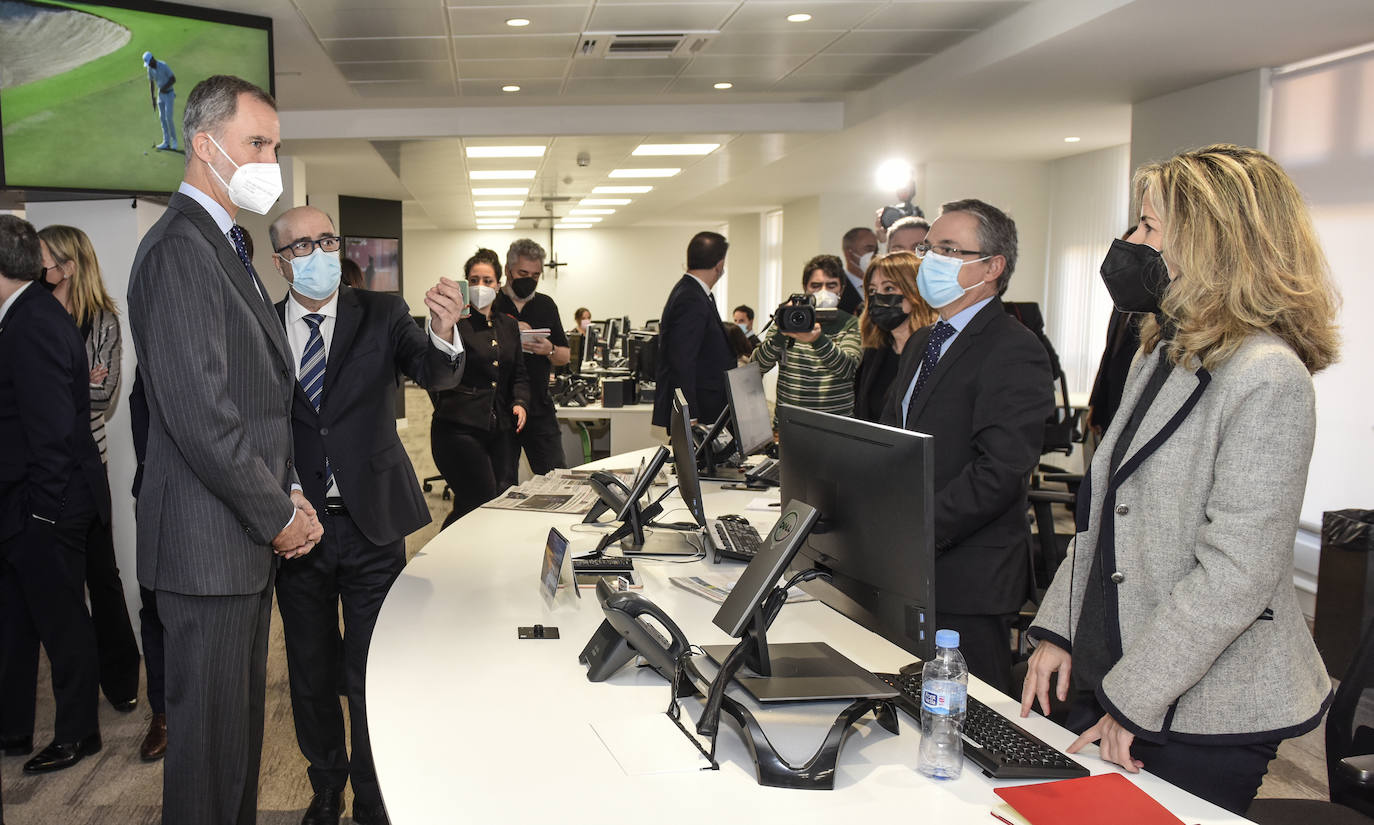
[935, 629, 960, 649]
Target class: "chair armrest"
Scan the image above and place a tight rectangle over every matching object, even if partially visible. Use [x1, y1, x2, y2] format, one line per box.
[1028, 490, 1075, 505]
[1040, 472, 1083, 485]
[1338, 754, 1374, 786]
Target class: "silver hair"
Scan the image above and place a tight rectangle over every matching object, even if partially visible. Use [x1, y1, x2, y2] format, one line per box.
[182, 75, 275, 168]
[940, 198, 1018, 294]
[506, 238, 546, 270]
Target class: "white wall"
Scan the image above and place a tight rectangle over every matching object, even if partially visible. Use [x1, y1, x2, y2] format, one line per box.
[1130, 69, 1269, 171]
[724, 214, 760, 317]
[779, 195, 819, 296]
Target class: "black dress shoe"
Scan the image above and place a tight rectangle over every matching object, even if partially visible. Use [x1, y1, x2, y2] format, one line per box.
[22, 732, 101, 774]
[301, 790, 342, 825]
[110, 697, 138, 713]
[1, 735, 32, 756]
[352, 799, 390, 825]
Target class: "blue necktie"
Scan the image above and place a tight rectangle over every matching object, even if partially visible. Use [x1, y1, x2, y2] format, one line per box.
[300, 313, 333, 490]
[228, 225, 270, 306]
[906, 321, 956, 427]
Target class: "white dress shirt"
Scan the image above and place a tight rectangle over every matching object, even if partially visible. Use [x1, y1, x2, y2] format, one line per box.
[899, 295, 995, 423]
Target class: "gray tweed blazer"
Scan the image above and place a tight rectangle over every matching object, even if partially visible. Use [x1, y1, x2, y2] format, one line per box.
[1030, 330, 1330, 743]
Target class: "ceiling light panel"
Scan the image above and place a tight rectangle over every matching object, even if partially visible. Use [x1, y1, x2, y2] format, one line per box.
[720, 2, 883, 33]
[608, 168, 680, 178]
[465, 146, 546, 158]
[472, 187, 530, 196]
[473, 200, 525, 207]
[569, 209, 615, 215]
[475, 210, 521, 217]
[592, 185, 652, 194]
[580, 198, 631, 206]
[468, 170, 537, 180]
[632, 144, 719, 156]
[446, 5, 589, 37]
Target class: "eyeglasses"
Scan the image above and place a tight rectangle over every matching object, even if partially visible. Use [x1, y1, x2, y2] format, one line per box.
[914, 241, 985, 259]
[275, 236, 342, 257]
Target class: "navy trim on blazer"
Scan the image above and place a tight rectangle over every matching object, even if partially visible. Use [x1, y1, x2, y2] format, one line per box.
[1096, 683, 1332, 746]
[1026, 627, 1072, 654]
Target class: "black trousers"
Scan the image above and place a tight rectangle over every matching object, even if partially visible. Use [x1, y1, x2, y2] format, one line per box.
[139, 586, 166, 714]
[432, 420, 516, 527]
[0, 513, 101, 742]
[1065, 695, 1280, 815]
[933, 611, 1017, 697]
[85, 513, 141, 705]
[515, 409, 567, 476]
[276, 509, 404, 807]
[159, 579, 273, 825]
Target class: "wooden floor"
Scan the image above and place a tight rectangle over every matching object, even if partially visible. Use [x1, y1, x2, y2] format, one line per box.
[0, 387, 1329, 823]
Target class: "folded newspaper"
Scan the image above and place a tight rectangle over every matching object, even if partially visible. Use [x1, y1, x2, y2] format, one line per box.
[480, 468, 660, 514]
[669, 574, 816, 605]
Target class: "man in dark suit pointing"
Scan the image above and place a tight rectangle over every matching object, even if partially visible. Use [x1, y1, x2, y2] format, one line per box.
[268, 205, 465, 825]
[128, 75, 323, 825]
[652, 231, 735, 428]
[883, 199, 1053, 695]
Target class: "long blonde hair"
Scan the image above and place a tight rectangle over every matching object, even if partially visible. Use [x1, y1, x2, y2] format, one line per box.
[38, 225, 117, 328]
[1134, 144, 1339, 374]
[859, 251, 937, 349]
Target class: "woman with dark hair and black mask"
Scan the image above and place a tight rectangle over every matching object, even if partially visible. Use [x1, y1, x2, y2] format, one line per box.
[853, 251, 937, 422]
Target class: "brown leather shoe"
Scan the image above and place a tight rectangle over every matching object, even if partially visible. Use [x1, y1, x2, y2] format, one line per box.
[139, 713, 166, 762]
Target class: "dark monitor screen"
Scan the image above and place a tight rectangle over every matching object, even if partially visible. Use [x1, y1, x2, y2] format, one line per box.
[777, 405, 935, 660]
[724, 365, 773, 457]
[670, 389, 706, 529]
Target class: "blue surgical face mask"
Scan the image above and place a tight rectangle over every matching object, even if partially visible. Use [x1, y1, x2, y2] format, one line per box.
[289, 249, 341, 301]
[736, 322, 749, 335]
[916, 250, 990, 309]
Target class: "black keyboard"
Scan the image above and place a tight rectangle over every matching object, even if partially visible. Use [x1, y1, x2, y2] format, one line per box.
[707, 517, 762, 562]
[573, 555, 635, 573]
[875, 671, 1089, 780]
[747, 458, 781, 486]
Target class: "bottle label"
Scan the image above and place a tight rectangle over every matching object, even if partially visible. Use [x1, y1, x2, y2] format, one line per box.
[921, 680, 967, 716]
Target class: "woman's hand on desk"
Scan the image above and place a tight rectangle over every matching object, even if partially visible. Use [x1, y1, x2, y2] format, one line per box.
[1020, 639, 1072, 718]
[1068, 713, 1143, 773]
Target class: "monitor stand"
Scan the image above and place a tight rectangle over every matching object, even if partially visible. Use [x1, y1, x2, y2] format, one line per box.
[700, 642, 896, 703]
[620, 528, 700, 556]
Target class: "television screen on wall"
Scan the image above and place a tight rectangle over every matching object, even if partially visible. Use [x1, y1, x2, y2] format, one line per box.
[345, 237, 401, 293]
[0, 0, 273, 195]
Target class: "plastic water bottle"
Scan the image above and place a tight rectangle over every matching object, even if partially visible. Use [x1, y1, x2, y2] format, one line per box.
[918, 628, 968, 780]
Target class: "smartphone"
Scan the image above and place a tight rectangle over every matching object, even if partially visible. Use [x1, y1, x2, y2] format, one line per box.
[457, 279, 470, 318]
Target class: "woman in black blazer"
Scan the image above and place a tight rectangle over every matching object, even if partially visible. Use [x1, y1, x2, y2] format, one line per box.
[430, 249, 530, 526]
[853, 251, 936, 422]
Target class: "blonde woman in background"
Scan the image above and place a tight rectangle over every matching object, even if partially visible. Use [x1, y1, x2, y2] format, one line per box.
[35, 225, 141, 714]
[853, 251, 937, 422]
[1021, 145, 1341, 814]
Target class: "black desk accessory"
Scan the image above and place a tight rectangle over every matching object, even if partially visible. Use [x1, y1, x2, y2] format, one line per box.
[519, 624, 560, 640]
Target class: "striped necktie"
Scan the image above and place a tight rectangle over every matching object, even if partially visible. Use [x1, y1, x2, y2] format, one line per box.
[228, 225, 271, 305]
[905, 321, 956, 427]
[300, 313, 333, 489]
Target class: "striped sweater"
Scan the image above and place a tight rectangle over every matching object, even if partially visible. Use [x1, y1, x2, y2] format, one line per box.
[750, 310, 862, 418]
[84, 308, 121, 464]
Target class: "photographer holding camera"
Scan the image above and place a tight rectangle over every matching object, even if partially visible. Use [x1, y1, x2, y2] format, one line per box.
[750, 254, 862, 418]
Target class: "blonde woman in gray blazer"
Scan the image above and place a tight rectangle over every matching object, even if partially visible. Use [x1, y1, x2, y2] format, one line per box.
[1021, 145, 1341, 815]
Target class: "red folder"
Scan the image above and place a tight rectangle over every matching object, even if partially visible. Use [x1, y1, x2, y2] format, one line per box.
[994, 773, 1185, 825]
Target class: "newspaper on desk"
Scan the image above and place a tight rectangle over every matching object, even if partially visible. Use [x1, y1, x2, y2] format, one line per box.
[480, 467, 660, 514]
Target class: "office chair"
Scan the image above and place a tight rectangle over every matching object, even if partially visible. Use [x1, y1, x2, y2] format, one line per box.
[421, 474, 450, 501]
[1003, 301, 1084, 458]
[1247, 615, 1374, 825]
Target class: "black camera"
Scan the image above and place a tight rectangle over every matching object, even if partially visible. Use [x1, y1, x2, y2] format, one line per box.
[879, 200, 925, 229]
[777, 293, 816, 333]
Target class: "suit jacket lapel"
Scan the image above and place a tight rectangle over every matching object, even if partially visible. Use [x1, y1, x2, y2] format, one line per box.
[904, 299, 1001, 424]
[169, 194, 292, 372]
[323, 287, 361, 407]
[1105, 353, 1212, 490]
[273, 298, 316, 412]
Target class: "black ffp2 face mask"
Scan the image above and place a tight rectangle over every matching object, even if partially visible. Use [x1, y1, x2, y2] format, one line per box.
[865, 293, 909, 331]
[1099, 238, 1169, 314]
[509, 277, 537, 299]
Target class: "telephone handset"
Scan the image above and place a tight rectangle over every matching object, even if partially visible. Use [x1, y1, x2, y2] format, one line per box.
[580, 579, 694, 694]
[583, 471, 628, 524]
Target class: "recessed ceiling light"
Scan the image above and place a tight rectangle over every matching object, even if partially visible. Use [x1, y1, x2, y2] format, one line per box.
[580, 198, 631, 206]
[569, 209, 615, 216]
[501, 85, 521, 93]
[632, 143, 720, 156]
[592, 185, 652, 194]
[475, 210, 520, 217]
[469, 170, 536, 180]
[1064, 136, 1081, 143]
[608, 168, 680, 178]
[505, 18, 530, 27]
[466, 146, 545, 158]
[472, 187, 529, 196]
[787, 13, 812, 23]
[713, 82, 733, 90]
[474, 199, 524, 207]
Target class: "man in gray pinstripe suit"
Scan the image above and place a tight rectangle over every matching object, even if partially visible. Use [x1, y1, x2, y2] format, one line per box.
[128, 75, 322, 825]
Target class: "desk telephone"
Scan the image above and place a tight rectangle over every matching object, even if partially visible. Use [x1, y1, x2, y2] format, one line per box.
[580, 579, 694, 693]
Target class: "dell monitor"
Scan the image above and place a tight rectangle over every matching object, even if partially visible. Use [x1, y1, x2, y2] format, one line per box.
[670, 390, 707, 531]
[724, 365, 774, 458]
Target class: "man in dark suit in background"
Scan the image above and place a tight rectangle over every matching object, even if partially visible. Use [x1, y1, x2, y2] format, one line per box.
[0, 215, 105, 774]
[652, 231, 735, 428]
[268, 205, 466, 825]
[128, 75, 323, 825]
[883, 199, 1053, 695]
[838, 225, 878, 315]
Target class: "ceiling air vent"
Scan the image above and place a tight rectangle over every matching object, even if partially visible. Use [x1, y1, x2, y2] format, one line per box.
[576, 31, 717, 60]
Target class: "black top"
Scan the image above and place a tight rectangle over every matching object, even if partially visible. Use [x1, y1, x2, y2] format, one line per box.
[491, 291, 568, 421]
[1086, 310, 1142, 432]
[651, 275, 736, 429]
[854, 344, 900, 423]
[430, 310, 530, 433]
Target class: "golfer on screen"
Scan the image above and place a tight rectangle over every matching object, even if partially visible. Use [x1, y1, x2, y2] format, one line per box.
[143, 52, 177, 152]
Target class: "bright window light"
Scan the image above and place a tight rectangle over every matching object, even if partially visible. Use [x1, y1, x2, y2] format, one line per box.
[466, 146, 545, 158]
[608, 168, 679, 178]
[632, 143, 719, 156]
[592, 185, 652, 194]
[469, 170, 535, 180]
[475, 210, 520, 217]
[580, 198, 631, 206]
[473, 200, 524, 207]
[873, 158, 912, 190]
[569, 209, 614, 215]
[472, 187, 529, 196]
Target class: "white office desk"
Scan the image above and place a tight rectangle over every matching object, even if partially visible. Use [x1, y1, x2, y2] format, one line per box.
[556, 401, 659, 460]
[368, 450, 1251, 825]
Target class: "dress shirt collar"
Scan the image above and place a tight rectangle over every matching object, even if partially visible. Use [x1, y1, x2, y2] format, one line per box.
[0, 280, 33, 326]
[945, 295, 994, 333]
[177, 180, 234, 237]
[685, 272, 715, 297]
[844, 269, 863, 295]
[285, 289, 339, 325]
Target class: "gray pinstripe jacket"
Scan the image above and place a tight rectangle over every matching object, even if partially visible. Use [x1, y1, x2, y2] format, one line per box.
[1030, 331, 1330, 743]
[128, 192, 298, 596]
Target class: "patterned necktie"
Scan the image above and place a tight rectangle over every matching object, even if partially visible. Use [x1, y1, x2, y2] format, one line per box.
[300, 313, 333, 490]
[906, 321, 956, 425]
[228, 225, 270, 306]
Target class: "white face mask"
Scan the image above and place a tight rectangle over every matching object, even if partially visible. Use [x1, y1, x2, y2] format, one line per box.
[206, 133, 282, 215]
[811, 288, 840, 310]
[857, 251, 874, 272]
[469, 283, 496, 310]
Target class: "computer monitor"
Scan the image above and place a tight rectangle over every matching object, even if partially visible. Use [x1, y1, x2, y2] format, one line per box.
[579, 324, 599, 372]
[724, 365, 773, 458]
[567, 331, 584, 375]
[778, 405, 936, 661]
[670, 390, 707, 531]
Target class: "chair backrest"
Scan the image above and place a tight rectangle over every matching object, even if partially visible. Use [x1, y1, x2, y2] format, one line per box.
[1003, 301, 1080, 455]
[1328, 614, 1374, 814]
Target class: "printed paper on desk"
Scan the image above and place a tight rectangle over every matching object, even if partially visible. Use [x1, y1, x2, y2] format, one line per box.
[993, 773, 1185, 825]
[590, 713, 711, 776]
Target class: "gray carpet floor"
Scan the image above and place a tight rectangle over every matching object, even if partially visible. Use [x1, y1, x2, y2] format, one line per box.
[0, 387, 1329, 823]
